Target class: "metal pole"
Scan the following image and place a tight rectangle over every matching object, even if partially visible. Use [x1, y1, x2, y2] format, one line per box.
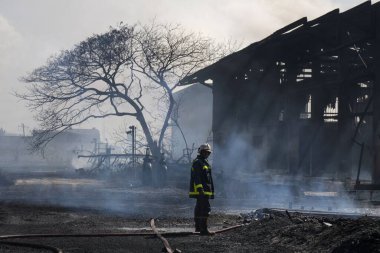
[355, 142, 364, 186]
[132, 126, 135, 169]
[105, 143, 111, 170]
[129, 125, 136, 169]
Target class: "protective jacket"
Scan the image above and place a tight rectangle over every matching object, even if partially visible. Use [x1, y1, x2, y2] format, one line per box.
[189, 155, 214, 199]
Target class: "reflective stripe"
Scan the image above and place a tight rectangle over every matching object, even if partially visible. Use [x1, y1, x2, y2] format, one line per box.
[189, 191, 214, 196]
[194, 184, 203, 190]
[194, 166, 210, 171]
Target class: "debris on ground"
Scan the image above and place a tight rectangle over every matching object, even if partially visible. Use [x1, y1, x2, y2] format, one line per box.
[0, 204, 379, 252]
[172, 209, 380, 253]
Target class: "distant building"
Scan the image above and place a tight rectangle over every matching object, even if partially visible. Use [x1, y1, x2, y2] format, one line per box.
[0, 128, 100, 170]
[171, 84, 212, 161]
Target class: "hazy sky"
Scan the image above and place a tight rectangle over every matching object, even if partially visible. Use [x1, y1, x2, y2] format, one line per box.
[0, 0, 376, 138]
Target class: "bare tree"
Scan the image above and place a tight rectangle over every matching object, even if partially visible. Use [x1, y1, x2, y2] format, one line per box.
[132, 23, 223, 151]
[19, 22, 223, 158]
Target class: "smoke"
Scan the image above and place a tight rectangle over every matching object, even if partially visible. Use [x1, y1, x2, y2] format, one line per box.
[0, 15, 22, 56]
[0, 130, 195, 217]
[0, 127, 376, 217]
[212, 131, 365, 214]
[216, 131, 266, 174]
[5, 173, 193, 217]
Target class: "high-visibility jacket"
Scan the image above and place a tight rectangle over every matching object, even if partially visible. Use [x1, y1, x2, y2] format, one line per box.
[189, 155, 214, 199]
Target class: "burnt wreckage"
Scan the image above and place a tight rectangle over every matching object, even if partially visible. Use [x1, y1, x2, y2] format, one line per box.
[181, 1, 380, 189]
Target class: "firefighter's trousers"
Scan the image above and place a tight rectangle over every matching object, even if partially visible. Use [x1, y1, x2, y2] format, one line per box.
[194, 196, 211, 231]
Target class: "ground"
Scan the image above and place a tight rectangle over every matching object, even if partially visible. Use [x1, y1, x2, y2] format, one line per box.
[0, 171, 379, 252]
[0, 203, 379, 252]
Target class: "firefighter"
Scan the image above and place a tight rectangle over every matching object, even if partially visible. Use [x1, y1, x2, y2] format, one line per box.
[189, 143, 214, 235]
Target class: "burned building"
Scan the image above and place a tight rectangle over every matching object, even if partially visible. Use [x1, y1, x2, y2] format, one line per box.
[181, 1, 380, 184]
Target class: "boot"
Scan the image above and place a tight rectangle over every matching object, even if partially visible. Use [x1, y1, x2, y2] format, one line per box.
[199, 218, 215, 236]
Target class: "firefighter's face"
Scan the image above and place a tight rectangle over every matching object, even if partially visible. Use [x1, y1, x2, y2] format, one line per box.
[201, 150, 211, 159]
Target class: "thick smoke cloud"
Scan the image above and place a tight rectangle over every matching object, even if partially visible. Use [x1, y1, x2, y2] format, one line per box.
[213, 131, 362, 214]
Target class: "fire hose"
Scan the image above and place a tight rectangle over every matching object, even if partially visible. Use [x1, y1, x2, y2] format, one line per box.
[0, 220, 244, 253]
[150, 218, 177, 253]
[0, 240, 63, 253]
[149, 219, 244, 253]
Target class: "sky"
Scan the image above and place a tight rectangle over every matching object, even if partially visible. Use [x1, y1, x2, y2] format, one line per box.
[0, 0, 376, 139]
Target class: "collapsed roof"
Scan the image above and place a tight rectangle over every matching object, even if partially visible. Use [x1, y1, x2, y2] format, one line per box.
[180, 1, 377, 87]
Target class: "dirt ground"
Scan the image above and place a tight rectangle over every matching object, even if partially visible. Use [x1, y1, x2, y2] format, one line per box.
[0, 203, 379, 253]
[0, 171, 378, 252]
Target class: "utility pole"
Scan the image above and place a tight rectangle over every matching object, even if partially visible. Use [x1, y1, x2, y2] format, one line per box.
[105, 143, 111, 170]
[127, 125, 136, 168]
[19, 123, 26, 137]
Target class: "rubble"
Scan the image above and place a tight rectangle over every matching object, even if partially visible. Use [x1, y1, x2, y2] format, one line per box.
[240, 208, 273, 223]
[176, 209, 380, 253]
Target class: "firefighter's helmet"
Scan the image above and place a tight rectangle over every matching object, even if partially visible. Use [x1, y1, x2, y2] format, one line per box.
[198, 143, 212, 153]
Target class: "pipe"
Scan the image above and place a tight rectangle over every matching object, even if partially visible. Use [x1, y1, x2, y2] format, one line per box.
[0, 241, 63, 253]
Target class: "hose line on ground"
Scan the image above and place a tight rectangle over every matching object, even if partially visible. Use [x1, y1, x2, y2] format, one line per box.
[0, 240, 63, 253]
[150, 218, 176, 253]
[0, 222, 244, 253]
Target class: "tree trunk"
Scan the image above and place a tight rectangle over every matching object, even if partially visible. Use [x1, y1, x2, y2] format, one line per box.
[136, 112, 160, 158]
[158, 92, 175, 150]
